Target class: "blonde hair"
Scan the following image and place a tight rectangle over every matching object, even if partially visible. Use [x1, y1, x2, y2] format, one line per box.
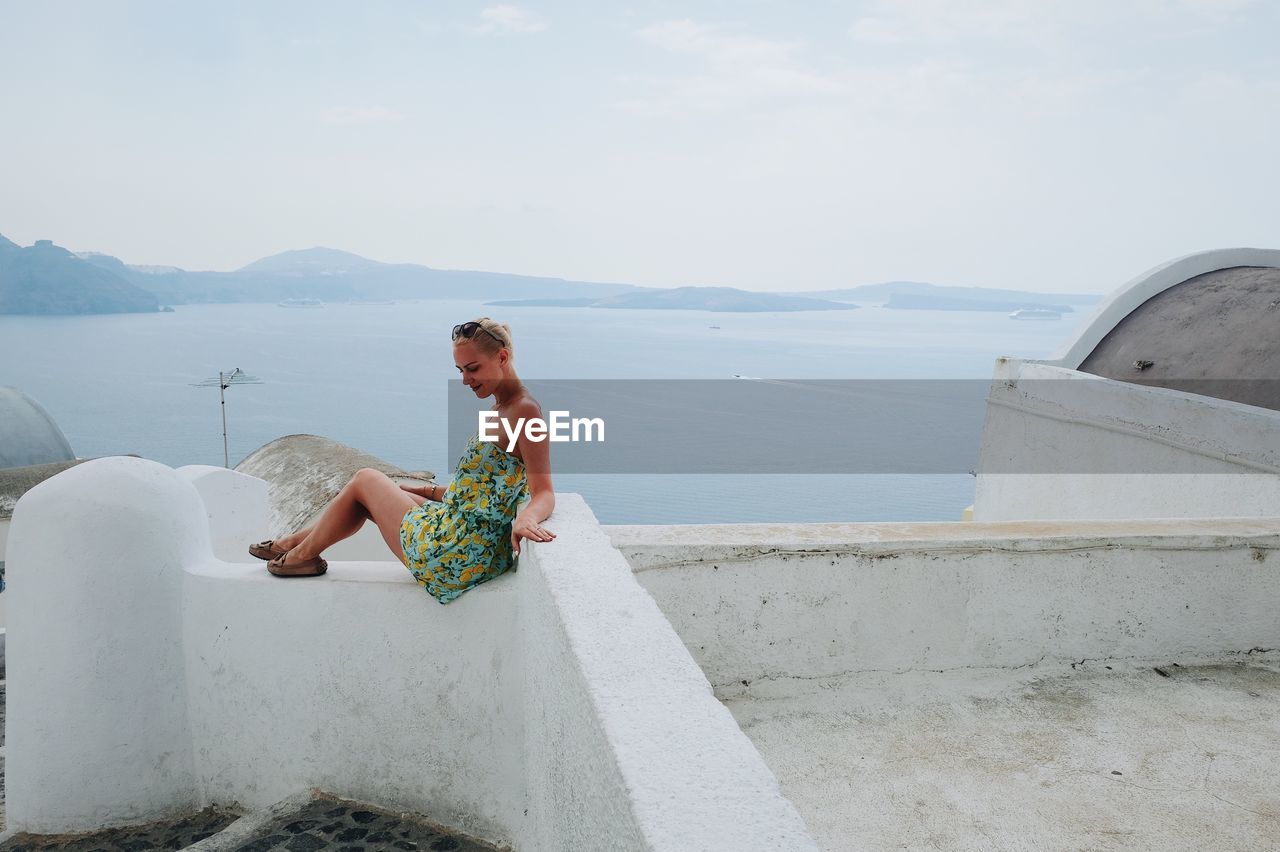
[455, 316, 514, 360]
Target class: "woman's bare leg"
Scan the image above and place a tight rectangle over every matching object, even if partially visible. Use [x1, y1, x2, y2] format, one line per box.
[276, 491, 425, 551]
[276, 468, 418, 564]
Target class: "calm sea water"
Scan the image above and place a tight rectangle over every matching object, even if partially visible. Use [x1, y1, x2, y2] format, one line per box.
[0, 299, 1089, 524]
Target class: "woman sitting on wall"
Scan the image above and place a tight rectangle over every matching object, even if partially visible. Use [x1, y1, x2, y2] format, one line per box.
[246, 317, 556, 604]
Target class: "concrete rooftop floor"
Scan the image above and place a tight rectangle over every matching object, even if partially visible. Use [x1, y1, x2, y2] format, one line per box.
[725, 654, 1280, 851]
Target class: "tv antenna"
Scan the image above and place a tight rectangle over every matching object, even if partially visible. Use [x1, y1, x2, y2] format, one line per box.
[191, 368, 263, 468]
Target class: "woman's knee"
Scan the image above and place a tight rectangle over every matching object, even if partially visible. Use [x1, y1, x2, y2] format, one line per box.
[349, 467, 387, 489]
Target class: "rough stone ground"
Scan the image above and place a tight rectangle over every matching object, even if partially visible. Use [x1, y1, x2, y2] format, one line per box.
[728, 656, 1280, 852]
[0, 683, 501, 851]
[0, 807, 239, 851]
[207, 796, 498, 852]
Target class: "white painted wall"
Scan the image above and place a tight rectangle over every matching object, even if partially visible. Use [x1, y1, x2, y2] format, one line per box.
[973, 360, 1280, 521]
[182, 552, 525, 843]
[176, 463, 394, 562]
[609, 517, 1280, 701]
[5, 457, 206, 832]
[517, 496, 818, 852]
[176, 465, 269, 562]
[4, 457, 819, 851]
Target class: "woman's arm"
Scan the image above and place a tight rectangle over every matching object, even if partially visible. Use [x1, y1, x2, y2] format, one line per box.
[509, 399, 556, 555]
[400, 483, 445, 501]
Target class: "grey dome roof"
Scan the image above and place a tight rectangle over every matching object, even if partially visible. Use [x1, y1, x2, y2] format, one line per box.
[1077, 266, 1280, 411]
[236, 434, 434, 536]
[0, 386, 75, 469]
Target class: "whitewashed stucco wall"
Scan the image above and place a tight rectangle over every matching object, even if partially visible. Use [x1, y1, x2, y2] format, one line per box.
[6, 458, 206, 832]
[5, 456, 524, 842]
[518, 496, 818, 852]
[4, 456, 819, 851]
[972, 360, 1280, 521]
[609, 518, 1280, 700]
[182, 554, 525, 840]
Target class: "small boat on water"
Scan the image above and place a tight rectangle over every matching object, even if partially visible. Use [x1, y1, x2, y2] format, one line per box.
[278, 298, 323, 308]
[1009, 308, 1061, 320]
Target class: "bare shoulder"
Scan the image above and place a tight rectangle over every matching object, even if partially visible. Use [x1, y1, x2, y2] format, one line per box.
[502, 390, 542, 422]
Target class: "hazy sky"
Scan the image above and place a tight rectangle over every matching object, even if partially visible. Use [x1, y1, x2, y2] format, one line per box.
[3, 1, 1277, 293]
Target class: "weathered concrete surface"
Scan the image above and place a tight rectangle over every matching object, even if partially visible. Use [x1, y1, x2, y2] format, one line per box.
[0, 461, 85, 522]
[608, 517, 1280, 700]
[726, 657, 1280, 852]
[234, 433, 435, 537]
[0, 388, 74, 471]
[1078, 266, 1280, 411]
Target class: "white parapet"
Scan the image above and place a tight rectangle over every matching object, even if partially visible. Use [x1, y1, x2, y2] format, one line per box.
[607, 520, 1280, 851]
[176, 465, 270, 562]
[6, 456, 208, 832]
[3, 455, 818, 850]
[609, 517, 1280, 697]
[517, 495, 817, 852]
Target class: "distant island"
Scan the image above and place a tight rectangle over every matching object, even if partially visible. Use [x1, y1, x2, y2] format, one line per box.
[882, 294, 1075, 313]
[488, 286, 859, 313]
[798, 281, 1099, 313]
[0, 235, 158, 315]
[0, 232, 1103, 316]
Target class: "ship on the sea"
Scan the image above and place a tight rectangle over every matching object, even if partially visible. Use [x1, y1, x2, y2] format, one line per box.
[1009, 307, 1062, 320]
[277, 298, 323, 308]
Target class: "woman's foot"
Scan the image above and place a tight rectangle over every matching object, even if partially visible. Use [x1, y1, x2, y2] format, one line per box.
[267, 548, 328, 577]
[248, 539, 289, 560]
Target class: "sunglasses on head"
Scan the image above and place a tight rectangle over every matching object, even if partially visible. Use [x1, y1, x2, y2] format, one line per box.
[452, 320, 505, 345]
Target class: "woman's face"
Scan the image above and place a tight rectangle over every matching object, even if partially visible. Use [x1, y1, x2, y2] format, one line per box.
[454, 340, 508, 398]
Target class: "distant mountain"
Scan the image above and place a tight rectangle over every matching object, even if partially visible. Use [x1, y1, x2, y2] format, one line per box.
[487, 297, 598, 308]
[803, 281, 1101, 305]
[0, 236, 159, 315]
[2, 235, 1106, 314]
[238, 247, 385, 275]
[67, 245, 645, 305]
[490, 286, 859, 313]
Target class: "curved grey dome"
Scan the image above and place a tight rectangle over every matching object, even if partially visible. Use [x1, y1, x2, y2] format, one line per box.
[236, 434, 434, 536]
[1077, 266, 1280, 411]
[1049, 249, 1280, 412]
[0, 386, 75, 468]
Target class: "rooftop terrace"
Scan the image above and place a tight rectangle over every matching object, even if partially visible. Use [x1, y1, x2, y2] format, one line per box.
[2, 248, 1279, 849]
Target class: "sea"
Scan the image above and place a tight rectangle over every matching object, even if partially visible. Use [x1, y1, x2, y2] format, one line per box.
[0, 299, 1091, 524]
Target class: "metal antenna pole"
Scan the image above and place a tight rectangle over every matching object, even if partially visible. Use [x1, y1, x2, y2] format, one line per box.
[220, 371, 229, 468]
[192, 367, 263, 469]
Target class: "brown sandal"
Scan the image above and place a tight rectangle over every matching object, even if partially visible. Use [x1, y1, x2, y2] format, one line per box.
[267, 552, 328, 577]
[249, 540, 289, 561]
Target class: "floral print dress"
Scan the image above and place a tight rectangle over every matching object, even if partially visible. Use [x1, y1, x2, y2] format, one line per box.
[399, 431, 528, 604]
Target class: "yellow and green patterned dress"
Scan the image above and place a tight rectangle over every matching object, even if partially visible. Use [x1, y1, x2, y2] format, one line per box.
[399, 431, 528, 604]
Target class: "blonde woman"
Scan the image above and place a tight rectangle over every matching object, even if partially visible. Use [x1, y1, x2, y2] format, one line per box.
[247, 317, 556, 603]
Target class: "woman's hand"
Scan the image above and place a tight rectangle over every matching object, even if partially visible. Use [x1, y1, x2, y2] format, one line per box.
[511, 514, 556, 555]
